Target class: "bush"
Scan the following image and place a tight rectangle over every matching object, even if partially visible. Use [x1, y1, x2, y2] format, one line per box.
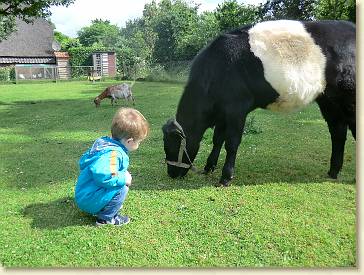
[0, 66, 15, 82]
[0, 67, 9, 81]
[144, 61, 191, 83]
[144, 64, 170, 82]
[244, 115, 262, 135]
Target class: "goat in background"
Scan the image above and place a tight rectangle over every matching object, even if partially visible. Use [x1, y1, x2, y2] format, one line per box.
[94, 83, 135, 107]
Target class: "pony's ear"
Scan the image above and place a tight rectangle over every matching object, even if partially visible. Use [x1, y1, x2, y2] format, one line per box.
[162, 118, 184, 137]
[162, 118, 176, 135]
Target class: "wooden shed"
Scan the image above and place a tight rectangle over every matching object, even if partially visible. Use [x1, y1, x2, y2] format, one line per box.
[91, 51, 116, 77]
[54, 51, 71, 79]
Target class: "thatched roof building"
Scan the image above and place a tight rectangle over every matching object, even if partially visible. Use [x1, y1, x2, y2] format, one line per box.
[0, 18, 58, 66]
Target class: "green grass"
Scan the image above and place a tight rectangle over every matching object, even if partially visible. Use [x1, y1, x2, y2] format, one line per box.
[0, 81, 356, 268]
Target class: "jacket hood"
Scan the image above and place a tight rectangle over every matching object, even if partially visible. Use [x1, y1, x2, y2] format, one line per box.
[79, 136, 128, 170]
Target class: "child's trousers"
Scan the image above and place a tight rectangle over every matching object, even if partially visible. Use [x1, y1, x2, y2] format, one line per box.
[96, 185, 129, 221]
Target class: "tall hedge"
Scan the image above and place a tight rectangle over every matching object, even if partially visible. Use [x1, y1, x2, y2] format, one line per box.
[67, 45, 106, 77]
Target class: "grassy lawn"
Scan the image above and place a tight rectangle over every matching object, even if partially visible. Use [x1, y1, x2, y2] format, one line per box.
[0, 80, 356, 268]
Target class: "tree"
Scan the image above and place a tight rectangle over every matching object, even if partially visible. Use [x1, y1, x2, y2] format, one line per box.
[0, 0, 74, 41]
[54, 31, 81, 50]
[214, 0, 259, 32]
[177, 11, 220, 58]
[151, 0, 201, 62]
[121, 19, 154, 62]
[258, 0, 316, 20]
[140, 1, 160, 62]
[77, 19, 121, 48]
[314, 0, 356, 22]
[0, 15, 15, 41]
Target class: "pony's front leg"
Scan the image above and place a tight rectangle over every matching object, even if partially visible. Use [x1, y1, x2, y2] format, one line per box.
[218, 113, 247, 187]
[204, 124, 225, 174]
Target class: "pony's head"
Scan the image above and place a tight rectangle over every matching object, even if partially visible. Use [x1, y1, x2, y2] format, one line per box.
[162, 118, 192, 178]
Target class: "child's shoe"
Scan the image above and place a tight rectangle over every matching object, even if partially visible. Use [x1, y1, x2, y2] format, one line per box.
[95, 215, 130, 226]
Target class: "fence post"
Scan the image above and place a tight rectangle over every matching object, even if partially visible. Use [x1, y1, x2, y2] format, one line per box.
[15, 66, 18, 84]
[55, 66, 58, 83]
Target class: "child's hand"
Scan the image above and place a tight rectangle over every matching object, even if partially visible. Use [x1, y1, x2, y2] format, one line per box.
[125, 170, 132, 186]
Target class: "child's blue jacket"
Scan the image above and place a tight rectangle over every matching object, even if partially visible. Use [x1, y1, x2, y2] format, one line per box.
[75, 136, 129, 214]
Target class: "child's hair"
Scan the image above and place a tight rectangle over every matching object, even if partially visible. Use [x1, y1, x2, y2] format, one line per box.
[111, 107, 149, 141]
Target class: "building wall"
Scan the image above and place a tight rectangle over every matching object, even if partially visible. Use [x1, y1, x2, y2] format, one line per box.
[108, 53, 116, 77]
[56, 58, 71, 79]
[92, 52, 116, 77]
[101, 53, 108, 76]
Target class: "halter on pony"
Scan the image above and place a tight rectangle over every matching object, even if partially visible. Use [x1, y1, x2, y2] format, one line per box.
[165, 119, 196, 171]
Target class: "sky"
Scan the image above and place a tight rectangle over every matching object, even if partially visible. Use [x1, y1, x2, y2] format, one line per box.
[50, 0, 263, 38]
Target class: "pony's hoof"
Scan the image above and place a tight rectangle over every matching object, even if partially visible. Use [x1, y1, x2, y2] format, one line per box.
[203, 165, 216, 174]
[216, 178, 232, 187]
[328, 170, 338, 179]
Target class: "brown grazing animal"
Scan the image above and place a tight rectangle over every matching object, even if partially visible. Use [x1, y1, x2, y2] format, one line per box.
[94, 83, 135, 107]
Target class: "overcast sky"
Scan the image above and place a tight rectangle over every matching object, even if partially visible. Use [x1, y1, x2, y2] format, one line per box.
[50, 0, 263, 37]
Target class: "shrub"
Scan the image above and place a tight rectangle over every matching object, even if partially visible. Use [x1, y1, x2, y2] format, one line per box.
[144, 61, 191, 83]
[0, 66, 15, 82]
[244, 115, 262, 135]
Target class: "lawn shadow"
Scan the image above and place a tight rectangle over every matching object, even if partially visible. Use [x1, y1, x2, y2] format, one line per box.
[23, 197, 94, 230]
[129, 153, 356, 191]
[0, 101, 13, 105]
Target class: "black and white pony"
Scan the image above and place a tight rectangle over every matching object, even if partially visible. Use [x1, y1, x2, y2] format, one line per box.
[162, 20, 356, 186]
